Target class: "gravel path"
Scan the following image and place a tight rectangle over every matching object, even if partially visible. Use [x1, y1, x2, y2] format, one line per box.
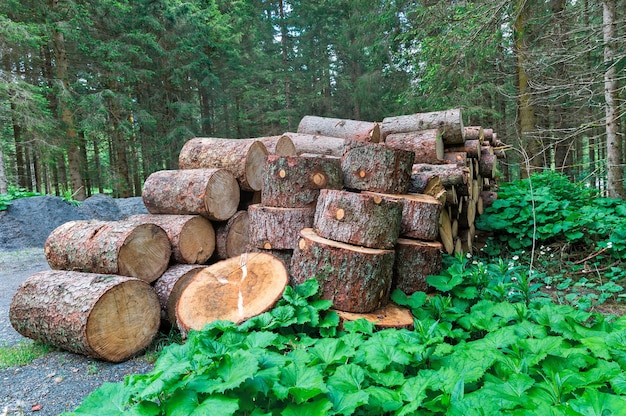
[0, 249, 154, 416]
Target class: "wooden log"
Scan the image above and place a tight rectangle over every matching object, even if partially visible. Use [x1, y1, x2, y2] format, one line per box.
[282, 132, 352, 157]
[439, 209, 454, 255]
[10, 270, 160, 362]
[393, 238, 443, 294]
[291, 228, 395, 313]
[483, 128, 494, 143]
[480, 191, 498, 210]
[248, 204, 316, 250]
[335, 303, 414, 330]
[127, 214, 215, 264]
[314, 189, 403, 249]
[178, 137, 269, 191]
[247, 247, 293, 270]
[297, 116, 381, 143]
[457, 198, 477, 230]
[44, 219, 171, 283]
[381, 108, 465, 145]
[447, 139, 481, 159]
[412, 163, 470, 188]
[464, 126, 484, 142]
[250, 135, 297, 156]
[153, 264, 206, 326]
[342, 143, 413, 194]
[363, 191, 442, 241]
[422, 176, 448, 206]
[443, 151, 468, 166]
[213, 210, 249, 260]
[479, 153, 498, 178]
[176, 252, 288, 335]
[143, 168, 240, 221]
[384, 129, 444, 163]
[262, 155, 342, 208]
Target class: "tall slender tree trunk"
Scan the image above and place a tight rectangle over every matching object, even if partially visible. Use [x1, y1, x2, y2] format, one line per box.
[278, 0, 292, 130]
[0, 145, 7, 194]
[10, 96, 28, 189]
[603, 0, 625, 198]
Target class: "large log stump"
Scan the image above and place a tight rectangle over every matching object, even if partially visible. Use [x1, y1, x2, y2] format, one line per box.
[176, 252, 288, 335]
[10, 270, 160, 362]
[248, 204, 316, 250]
[178, 138, 269, 191]
[153, 264, 206, 326]
[262, 155, 342, 207]
[44, 220, 171, 283]
[214, 210, 249, 260]
[297, 116, 381, 143]
[335, 303, 414, 330]
[384, 129, 444, 163]
[291, 228, 394, 313]
[127, 214, 215, 264]
[342, 144, 413, 194]
[142, 168, 240, 221]
[393, 239, 443, 294]
[314, 189, 403, 249]
[282, 132, 353, 157]
[381, 108, 465, 145]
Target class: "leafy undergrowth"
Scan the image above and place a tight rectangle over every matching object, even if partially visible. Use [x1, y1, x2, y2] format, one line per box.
[66, 270, 626, 415]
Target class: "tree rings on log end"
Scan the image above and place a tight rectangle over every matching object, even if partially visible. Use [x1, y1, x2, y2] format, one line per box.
[117, 223, 172, 283]
[245, 141, 270, 191]
[214, 210, 250, 260]
[205, 169, 241, 220]
[154, 264, 206, 326]
[335, 303, 414, 330]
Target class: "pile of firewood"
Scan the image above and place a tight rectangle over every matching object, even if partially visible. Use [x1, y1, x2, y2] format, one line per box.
[9, 107, 506, 361]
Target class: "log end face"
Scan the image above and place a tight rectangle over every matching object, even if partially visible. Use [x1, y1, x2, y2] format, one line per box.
[118, 224, 172, 283]
[245, 141, 269, 191]
[205, 169, 240, 221]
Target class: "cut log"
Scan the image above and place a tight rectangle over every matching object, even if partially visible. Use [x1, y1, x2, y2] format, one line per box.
[393, 239, 443, 294]
[335, 303, 414, 330]
[143, 168, 240, 221]
[362, 191, 442, 241]
[384, 129, 444, 163]
[127, 214, 215, 264]
[480, 191, 498, 210]
[464, 126, 484, 142]
[479, 153, 498, 178]
[247, 247, 293, 270]
[412, 163, 470, 188]
[44, 219, 171, 283]
[178, 138, 269, 191]
[439, 209, 454, 255]
[213, 210, 249, 260]
[250, 135, 297, 156]
[154, 264, 206, 326]
[291, 228, 395, 313]
[176, 252, 288, 335]
[282, 132, 353, 157]
[297, 116, 381, 143]
[10, 270, 160, 362]
[342, 143, 413, 194]
[314, 189, 403, 249]
[457, 198, 476, 230]
[483, 128, 494, 143]
[262, 155, 342, 207]
[248, 204, 316, 250]
[422, 176, 448, 206]
[381, 108, 465, 145]
[447, 139, 481, 159]
[443, 151, 468, 166]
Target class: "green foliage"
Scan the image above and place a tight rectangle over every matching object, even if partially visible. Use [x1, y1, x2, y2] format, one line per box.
[66, 270, 626, 415]
[0, 186, 42, 211]
[0, 340, 55, 369]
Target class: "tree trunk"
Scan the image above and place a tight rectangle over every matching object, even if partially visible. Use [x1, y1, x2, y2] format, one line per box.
[176, 252, 288, 335]
[384, 129, 444, 163]
[342, 144, 413, 194]
[142, 168, 240, 221]
[447, 139, 481, 159]
[10, 270, 160, 362]
[248, 204, 316, 250]
[153, 264, 206, 326]
[178, 138, 269, 191]
[0, 144, 7, 194]
[335, 303, 414, 330]
[479, 153, 498, 179]
[44, 219, 171, 283]
[381, 108, 465, 145]
[291, 228, 394, 313]
[393, 238, 443, 294]
[297, 116, 381, 143]
[282, 132, 352, 157]
[214, 210, 250, 260]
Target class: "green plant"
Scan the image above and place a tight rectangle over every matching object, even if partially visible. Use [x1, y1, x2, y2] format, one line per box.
[0, 340, 55, 369]
[0, 187, 43, 211]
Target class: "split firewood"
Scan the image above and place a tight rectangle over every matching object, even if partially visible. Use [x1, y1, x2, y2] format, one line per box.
[143, 168, 240, 221]
[297, 116, 381, 143]
[384, 129, 444, 163]
[411, 163, 471, 198]
[291, 228, 395, 313]
[393, 238, 443, 294]
[381, 108, 465, 145]
[213, 210, 250, 260]
[335, 303, 414, 330]
[44, 219, 171, 283]
[178, 137, 269, 191]
[282, 132, 353, 157]
[248, 204, 316, 250]
[10, 270, 160, 362]
[153, 264, 206, 326]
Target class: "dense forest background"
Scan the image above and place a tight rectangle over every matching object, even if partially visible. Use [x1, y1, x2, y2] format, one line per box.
[0, 0, 625, 200]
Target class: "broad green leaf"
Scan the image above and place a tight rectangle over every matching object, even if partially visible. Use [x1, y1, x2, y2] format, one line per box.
[215, 349, 259, 392]
[391, 289, 427, 310]
[281, 398, 333, 416]
[343, 318, 375, 335]
[568, 389, 626, 416]
[367, 370, 405, 387]
[327, 364, 365, 391]
[360, 336, 411, 372]
[243, 366, 281, 396]
[272, 361, 327, 403]
[427, 273, 463, 292]
[580, 336, 612, 360]
[294, 279, 320, 299]
[481, 373, 536, 409]
[163, 389, 199, 416]
[610, 373, 626, 395]
[191, 396, 238, 416]
[68, 382, 131, 415]
[328, 389, 369, 415]
[517, 336, 564, 366]
[271, 305, 297, 326]
[244, 331, 279, 349]
[363, 386, 402, 412]
[310, 338, 354, 368]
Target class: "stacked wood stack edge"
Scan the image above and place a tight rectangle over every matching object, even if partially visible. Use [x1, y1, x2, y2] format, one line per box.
[9, 108, 506, 362]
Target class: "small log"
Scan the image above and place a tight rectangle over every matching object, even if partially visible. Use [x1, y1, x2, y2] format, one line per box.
[178, 138, 269, 191]
[291, 228, 395, 313]
[176, 252, 288, 335]
[153, 264, 206, 326]
[483, 128, 494, 143]
[10, 270, 160, 362]
[480, 191, 498, 210]
[457, 198, 477, 230]
[464, 126, 484, 142]
[381, 108, 465, 145]
[297, 116, 381, 143]
[479, 153, 498, 178]
[314, 189, 403, 249]
[213, 210, 250, 260]
[44, 219, 171, 283]
[439, 209, 454, 255]
[393, 238, 443, 294]
[250, 135, 297, 156]
[248, 204, 316, 250]
[384, 129, 444, 163]
[412, 163, 470, 188]
[143, 168, 240, 221]
[342, 143, 413, 194]
[127, 214, 215, 264]
[362, 191, 442, 241]
[447, 139, 481, 159]
[262, 155, 342, 207]
[335, 303, 414, 330]
[443, 151, 468, 166]
[282, 132, 352, 157]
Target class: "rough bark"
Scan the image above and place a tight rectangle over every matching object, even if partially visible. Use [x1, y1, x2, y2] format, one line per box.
[479, 153, 498, 179]
[480, 191, 498, 210]
[153, 264, 206, 326]
[393, 238, 443, 294]
[213, 210, 250, 260]
[464, 126, 484, 142]
[381, 108, 465, 145]
[176, 252, 288, 335]
[248, 204, 316, 250]
[247, 247, 293, 270]
[314, 189, 403, 249]
[411, 164, 471, 198]
[447, 139, 481, 159]
[10, 270, 160, 362]
[127, 214, 215, 264]
[291, 228, 395, 313]
[335, 303, 414, 330]
[384, 129, 444, 163]
[282, 132, 352, 157]
[262, 155, 342, 207]
[297, 116, 381, 143]
[44, 219, 171, 283]
[443, 151, 468, 166]
[142, 168, 240, 221]
[178, 138, 269, 191]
